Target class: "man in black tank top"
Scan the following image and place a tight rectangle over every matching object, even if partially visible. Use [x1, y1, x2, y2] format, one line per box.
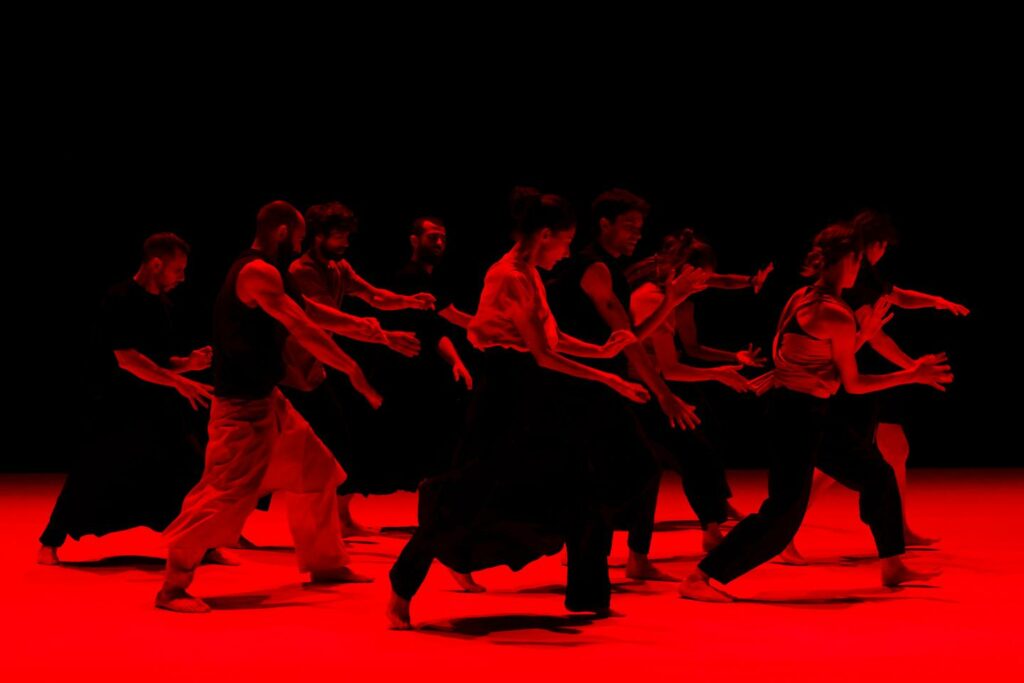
[157, 201, 383, 613]
[545, 189, 705, 583]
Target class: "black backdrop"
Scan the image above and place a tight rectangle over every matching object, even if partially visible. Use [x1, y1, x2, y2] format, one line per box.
[12, 94, 1011, 472]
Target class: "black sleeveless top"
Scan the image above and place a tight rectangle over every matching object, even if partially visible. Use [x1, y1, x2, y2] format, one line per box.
[546, 242, 632, 374]
[213, 249, 288, 399]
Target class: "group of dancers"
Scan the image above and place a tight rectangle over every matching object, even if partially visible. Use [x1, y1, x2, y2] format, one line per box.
[39, 188, 967, 626]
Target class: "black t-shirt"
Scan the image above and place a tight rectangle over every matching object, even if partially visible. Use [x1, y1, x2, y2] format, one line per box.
[101, 279, 175, 365]
[96, 279, 178, 405]
[387, 260, 456, 365]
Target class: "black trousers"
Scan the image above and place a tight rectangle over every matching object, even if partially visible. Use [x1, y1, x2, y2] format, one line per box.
[699, 389, 905, 584]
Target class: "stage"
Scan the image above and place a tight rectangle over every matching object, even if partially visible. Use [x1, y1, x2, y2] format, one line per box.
[5, 469, 1021, 680]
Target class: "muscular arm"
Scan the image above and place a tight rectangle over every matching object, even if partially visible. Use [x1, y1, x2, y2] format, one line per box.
[114, 349, 193, 388]
[238, 261, 363, 378]
[580, 263, 673, 396]
[302, 296, 387, 344]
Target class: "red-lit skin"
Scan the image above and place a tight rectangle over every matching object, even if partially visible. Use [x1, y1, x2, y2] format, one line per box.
[37, 250, 216, 567]
[679, 248, 953, 601]
[784, 240, 965, 560]
[290, 222, 429, 538]
[409, 221, 473, 389]
[295, 228, 421, 358]
[386, 224, 650, 630]
[154, 215, 379, 612]
[317, 229, 436, 312]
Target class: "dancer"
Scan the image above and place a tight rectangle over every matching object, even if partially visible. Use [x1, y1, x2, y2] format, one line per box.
[387, 188, 647, 629]
[156, 201, 379, 613]
[546, 188, 704, 582]
[679, 223, 951, 601]
[39, 234, 218, 565]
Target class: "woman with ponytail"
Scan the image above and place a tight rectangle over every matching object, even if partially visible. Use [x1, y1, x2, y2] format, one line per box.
[387, 188, 649, 628]
[678, 224, 952, 601]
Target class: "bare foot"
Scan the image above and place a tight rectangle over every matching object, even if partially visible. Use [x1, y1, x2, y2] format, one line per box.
[448, 568, 487, 593]
[775, 542, 808, 566]
[310, 566, 374, 584]
[881, 558, 942, 587]
[386, 591, 412, 630]
[904, 529, 941, 547]
[725, 503, 747, 521]
[625, 552, 678, 582]
[702, 524, 724, 552]
[201, 548, 241, 566]
[677, 572, 734, 602]
[37, 545, 60, 565]
[231, 535, 259, 550]
[155, 588, 211, 613]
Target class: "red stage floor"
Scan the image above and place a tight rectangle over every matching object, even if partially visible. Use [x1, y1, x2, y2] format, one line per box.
[4, 470, 1022, 680]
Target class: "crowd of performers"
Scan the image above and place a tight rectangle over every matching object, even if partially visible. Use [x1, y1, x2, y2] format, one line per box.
[38, 189, 967, 626]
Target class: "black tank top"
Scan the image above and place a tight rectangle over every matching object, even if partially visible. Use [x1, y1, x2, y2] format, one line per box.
[546, 242, 632, 374]
[213, 249, 287, 399]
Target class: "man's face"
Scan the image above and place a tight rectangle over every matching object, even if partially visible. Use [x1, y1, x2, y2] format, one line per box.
[414, 222, 447, 264]
[320, 229, 352, 261]
[155, 252, 187, 293]
[601, 210, 645, 257]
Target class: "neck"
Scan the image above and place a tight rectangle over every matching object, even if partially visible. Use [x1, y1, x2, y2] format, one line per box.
[512, 239, 540, 269]
[597, 234, 622, 258]
[411, 255, 434, 274]
[132, 269, 161, 295]
[251, 237, 275, 255]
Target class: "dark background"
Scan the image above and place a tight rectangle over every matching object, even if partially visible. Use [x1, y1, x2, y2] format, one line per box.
[12, 63, 1013, 472]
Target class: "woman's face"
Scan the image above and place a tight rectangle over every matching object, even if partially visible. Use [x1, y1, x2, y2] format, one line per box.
[865, 241, 888, 266]
[536, 227, 575, 270]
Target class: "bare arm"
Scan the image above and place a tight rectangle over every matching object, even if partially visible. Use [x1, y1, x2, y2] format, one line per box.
[238, 261, 381, 405]
[509, 296, 646, 403]
[805, 302, 952, 394]
[345, 266, 435, 311]
[650, 326, 749, 391]
[437, 336, 474, 389]
[854, 305, 915, 369]
[114, 349, 214, 410]
[439, 304, 473, 329]
[890, 286, 970, 315]
[581, 263, 698, 428]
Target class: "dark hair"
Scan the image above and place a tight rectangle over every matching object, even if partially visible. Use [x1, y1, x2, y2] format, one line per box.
[801, 223, 862, 278]
[141, 232, 190, 262]
[625, 228, 698, 288]
[851, 209, 900, 247]
[509, 186, 575, 237]
[410, 216, 445, 237]
[685, 239, 718, 271]
[592, 188, 651, 227]
[304, 201, 358, 240]
[256, 200, 304, 237]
